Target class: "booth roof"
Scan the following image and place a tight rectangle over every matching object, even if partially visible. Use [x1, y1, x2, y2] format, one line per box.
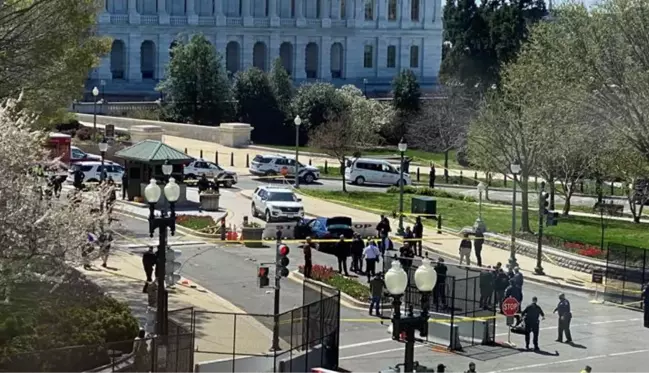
[115, 140, 193, 163]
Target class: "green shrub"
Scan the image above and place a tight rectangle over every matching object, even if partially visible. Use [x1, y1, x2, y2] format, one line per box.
[386, 186, 477, 202]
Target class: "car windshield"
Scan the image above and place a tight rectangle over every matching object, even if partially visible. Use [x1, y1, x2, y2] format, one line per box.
[208, 162, 222, 170]
[268, 192, 297, 202]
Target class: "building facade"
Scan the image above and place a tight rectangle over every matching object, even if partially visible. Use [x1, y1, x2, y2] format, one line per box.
[92, 0, 443, 96]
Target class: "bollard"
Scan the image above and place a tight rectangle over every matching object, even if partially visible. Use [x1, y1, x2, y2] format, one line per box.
[220, 217, 226, 241]
[487, 172, 492, 186]
[444, 169, 449, 184]
[580, 181, 584, 194]
[324, 160, 328, 173]
[610, 183, 614, 195]
[246, 154, 249, 168]
[535, 176, 538, 189]
[184, 147, 188, 154]
[417, 167, 420, 182]
[474, 171, 478, 185]
[309, 159, 312, 166]
[230, 152, 234, 167]
[503, 174, 507, 187]
[460, 171, 463, 185]
[200, 149, 203, 158]
[437, 215, 442, 234]
[215, 152, 219, 165]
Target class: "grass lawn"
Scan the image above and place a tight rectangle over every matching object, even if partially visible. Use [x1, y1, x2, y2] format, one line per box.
[176, 215, 217, 231]
[298, 264, 369, 301]
[256, 144, 463, 169]
[302, 190, 649, 249]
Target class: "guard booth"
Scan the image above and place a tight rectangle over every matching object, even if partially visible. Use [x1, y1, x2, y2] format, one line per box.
[115, 140, 193, 206]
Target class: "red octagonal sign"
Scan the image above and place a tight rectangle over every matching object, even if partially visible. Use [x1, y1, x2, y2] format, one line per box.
[502, 296, 520, 317]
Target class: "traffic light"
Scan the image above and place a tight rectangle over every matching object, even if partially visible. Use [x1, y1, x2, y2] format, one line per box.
[546, 212, 559, 226]
[278, 244, 290, 277]
[258, 266, 270, 288]
[540, 191, 550, 215]
[165, 247, 182, 287]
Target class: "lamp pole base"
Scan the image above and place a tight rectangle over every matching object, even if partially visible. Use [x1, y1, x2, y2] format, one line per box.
[534, 266, 545, 275]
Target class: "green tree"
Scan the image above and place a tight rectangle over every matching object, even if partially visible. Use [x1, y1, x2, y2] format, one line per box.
[441, 0, 547, 86]
[269, 58, 293, 121]
[232, 67, 284, 143]
[157, 34, 230, 126]
[0, 0, 110, 127]
[291, 82, 347, 144]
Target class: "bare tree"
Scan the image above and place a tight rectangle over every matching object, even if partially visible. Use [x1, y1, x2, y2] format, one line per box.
[407, 84, 477, 177]
[309, 85, 392, 191]
[0, 97, 103, 302]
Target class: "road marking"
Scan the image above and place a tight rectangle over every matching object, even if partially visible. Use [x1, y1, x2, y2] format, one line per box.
[339, 345, 427, 360]
[339, 338, 393, 350]
[494, 317, 641, 336]
[486, 349, 649, 372]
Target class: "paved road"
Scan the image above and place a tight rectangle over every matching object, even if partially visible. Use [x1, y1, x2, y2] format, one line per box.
[114, 214, 648, 372]
[229, 175, 630, 212]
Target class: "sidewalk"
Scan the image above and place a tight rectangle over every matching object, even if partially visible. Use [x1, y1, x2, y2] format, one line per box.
[79, 250, 274, 363]
[240, 189, 593, 291]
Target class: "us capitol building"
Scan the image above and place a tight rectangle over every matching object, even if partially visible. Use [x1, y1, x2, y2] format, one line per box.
[92, 0, 442, 96]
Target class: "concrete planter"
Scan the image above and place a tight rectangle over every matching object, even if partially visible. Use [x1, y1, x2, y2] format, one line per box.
[242, 227, 264, 248]
[199, 193, 220, 211]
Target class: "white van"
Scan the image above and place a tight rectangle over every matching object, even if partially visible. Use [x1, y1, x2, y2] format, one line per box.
[344, 158, 412, 186]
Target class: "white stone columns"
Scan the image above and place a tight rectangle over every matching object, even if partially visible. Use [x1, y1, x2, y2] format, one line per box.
[321, 0, 331, 27]
[128, 0, 140, 23]
[423, 0, 434, 29]
[355, 0, 364, 22]
[128, 33, 142, 82]
[98, 0, 111, 23]
[331, 0, 340, 19]
[242, 0, 253, 26]
[157, 0, 169, 23]
[294, 36, 307, 79]
[187, 0, 198, 24]
[269, 34, 280, 64]
[345, 0, 354, 26]
[215, 0, 226, 25]
[270, 0, 280, 26]
[158, 34, 171, 80]
[242, 36, 254, 70]
[320, 37, 331, 79]
[401, 0, 412, 26]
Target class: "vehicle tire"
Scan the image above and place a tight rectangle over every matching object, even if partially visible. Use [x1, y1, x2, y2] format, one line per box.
[186, 174, 197, 180]
[251, 203, 257, 217]
[264, 171, 277, 180]
[355, 176, 365, 185]
[223, 178, 234, 188]
[396, 179, 405, 187]
[265, 210, 272, 222]
[303, 173, 315, 184]
[87, 178, 99, 183]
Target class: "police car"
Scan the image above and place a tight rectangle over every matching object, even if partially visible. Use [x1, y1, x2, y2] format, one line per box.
[251, 186, 304, 222]
[249, 154, 320, 184]
[184, 159, 238, 188]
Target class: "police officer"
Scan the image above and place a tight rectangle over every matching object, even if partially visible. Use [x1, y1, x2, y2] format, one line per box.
[521, 296, 545, 351]
[554, 293, 572, 343]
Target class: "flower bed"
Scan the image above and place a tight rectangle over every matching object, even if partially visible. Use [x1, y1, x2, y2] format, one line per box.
[564, 242, 605, 258]
[176, 215, 217, 232]
[298, 264, 369, 302]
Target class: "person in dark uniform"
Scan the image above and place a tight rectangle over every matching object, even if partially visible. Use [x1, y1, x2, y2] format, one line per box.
[474, 230, 484, 267]
[73, 166, 85, 190]
[302, 237, 315, 279]
[335, 235, 350, 276]
[429, 164, 436, 189]
[350, 233, 365, 273]
[521, 296, 545, 351]
[642, 283, 649, 328]
[504, 279, 523, 321]
[433, 258, 448, 310]
[494, 266, 509, 312]
[121, 169, 129, 200]
[197, 174, 211, 194]
[142, 246, 157, 293]
[413, 216, 424, 256]
[479, 266, 494, 310]
[399, 242, 415, 272]
[553, 293, 572, 342]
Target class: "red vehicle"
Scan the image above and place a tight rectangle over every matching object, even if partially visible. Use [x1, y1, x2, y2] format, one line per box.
[46, 133, 72, 164]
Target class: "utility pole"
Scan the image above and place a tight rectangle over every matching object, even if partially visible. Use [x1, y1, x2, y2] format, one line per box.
[271, 229, 282, 351]
[535, 182, 547, 275]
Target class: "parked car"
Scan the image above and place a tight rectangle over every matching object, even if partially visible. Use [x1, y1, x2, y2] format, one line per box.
[294, 216, 355, 252]
[66, 161, 124, 184]
[70, 146, 102, 163]
[249, 154, 320, 184]
[184, 159, 238, 188]
[251, 186, 304, 222]
[344, 158, 412, 186]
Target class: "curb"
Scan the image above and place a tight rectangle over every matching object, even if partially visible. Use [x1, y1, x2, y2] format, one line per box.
[116, 241, 207, 249]
[287, 270, 392, 311]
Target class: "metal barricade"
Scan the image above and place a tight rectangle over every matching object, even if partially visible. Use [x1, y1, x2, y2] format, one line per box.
[604, 243, 648, 308]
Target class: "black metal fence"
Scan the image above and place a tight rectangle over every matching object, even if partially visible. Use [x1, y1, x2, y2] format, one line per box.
[604, 243, 648, 309]
[383, 255, 496, 348]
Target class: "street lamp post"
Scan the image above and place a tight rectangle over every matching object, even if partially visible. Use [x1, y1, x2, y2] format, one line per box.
[385, 260, 437, 373]
[474, 182, 486, 232]
[398, 139, 407, 235]
[92, 86, 99, 132]
[363, 78, 368, 97]
[144, 162, 180, 337]
[294, 115, 302, 188]
[98, 140, 109, 183]
[509, 163, 521, 270]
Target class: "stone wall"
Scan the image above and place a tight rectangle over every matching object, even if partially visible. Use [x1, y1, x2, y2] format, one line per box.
[75, 114, 253, 148]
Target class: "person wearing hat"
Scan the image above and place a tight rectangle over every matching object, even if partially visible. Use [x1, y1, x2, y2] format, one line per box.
[437, 363, 446, 372]
[350, 233, 365, 273]
[554, 293, 572, 343]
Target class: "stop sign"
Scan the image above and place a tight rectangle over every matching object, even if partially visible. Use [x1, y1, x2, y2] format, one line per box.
[502, 296, 520, 317]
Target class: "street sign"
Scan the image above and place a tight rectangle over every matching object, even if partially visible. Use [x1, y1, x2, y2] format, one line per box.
[502, 296, 520, 317]
[591, 268, 604, 284]
[105, 124, 115, 139]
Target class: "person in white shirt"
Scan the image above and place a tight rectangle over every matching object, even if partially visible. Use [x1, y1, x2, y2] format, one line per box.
[363, 241, 381, 282]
